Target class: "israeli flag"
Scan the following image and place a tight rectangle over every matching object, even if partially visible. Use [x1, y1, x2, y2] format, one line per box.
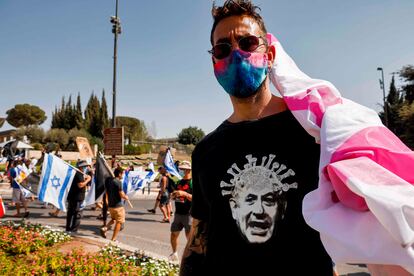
[38, 154, 76, 212]
[122, 170, 158, 195]
[82, 178, 96, 207]
[164, 149, 182, 179]
[148, 162, 155, 172]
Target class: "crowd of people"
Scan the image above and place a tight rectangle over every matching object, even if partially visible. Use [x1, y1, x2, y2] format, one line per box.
[1, 153, 193, 262]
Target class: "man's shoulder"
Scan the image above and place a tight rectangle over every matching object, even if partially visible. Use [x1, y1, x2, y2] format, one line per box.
[113, 178, 122, 185]
[193, 123, 227, 158]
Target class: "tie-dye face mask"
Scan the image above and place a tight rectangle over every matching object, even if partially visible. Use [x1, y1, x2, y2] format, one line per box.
[214, 49, 268, 98]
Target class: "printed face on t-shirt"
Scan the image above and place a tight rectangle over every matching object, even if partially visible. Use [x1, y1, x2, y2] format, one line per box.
[230, 179, 279, 243]
[221, 154, 298, 244]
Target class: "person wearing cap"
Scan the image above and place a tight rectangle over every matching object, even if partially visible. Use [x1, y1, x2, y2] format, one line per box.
[66, 160, 92, 233]
[169, 160, 193, 262]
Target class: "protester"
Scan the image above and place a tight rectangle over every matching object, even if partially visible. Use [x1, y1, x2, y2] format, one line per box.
[182, 1, 331, 274]
[66, 160, 91, 233]
[181, 1, 413, 275]
[100, 167, 129, 241]
[169, 161, 192, 262]
[146, 166, 165, 214]
[155, 166, 171, 222]
[9, 160, 29, 217]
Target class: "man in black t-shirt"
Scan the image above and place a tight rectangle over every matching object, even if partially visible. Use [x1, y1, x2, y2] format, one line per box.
[180, 1, 333, 275]
[66, 160, 92, 232]
[101, 167, 129, 241]
[169, 161, 193, 262]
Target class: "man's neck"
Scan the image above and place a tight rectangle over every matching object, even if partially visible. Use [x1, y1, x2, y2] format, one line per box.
[228, 84, 287, 123]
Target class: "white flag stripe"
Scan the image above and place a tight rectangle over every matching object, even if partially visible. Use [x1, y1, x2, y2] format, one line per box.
[164, 149, 182, 179]
[83, 178, 96, 207]
[122, 170, 158, 195]
[38, 154, 76, 212]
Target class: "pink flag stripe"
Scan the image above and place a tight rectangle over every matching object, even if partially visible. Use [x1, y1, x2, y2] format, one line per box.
[327, 157, 414, 247]
[327, 126, 414, 211]
[284, 86, 343, 127]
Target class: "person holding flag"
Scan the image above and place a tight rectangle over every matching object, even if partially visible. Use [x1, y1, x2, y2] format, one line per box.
[148, 148, 181, 215]
[9, 160, 29, 218]
[65, 160, 91, 233]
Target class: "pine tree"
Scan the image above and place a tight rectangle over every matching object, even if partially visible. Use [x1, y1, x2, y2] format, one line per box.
[100, 89, 110, 130]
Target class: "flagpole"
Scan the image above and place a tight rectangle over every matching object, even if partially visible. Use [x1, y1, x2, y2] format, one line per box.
[52, 154, 86, 176]
[99, 152, 133, 209]
[99, 152, 115, 178]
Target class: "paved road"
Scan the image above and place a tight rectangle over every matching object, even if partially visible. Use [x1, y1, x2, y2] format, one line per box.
[0, 186, 370, 275]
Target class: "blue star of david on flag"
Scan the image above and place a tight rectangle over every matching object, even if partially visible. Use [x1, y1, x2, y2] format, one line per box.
[38, 154, 76, 212]
[50, 175, 61, 189]
[131, 176, 140, 189]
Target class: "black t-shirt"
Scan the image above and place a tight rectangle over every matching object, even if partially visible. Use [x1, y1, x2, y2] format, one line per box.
[174, 179, 192, 215]
[191, 110, 332, 276]
[105, 177, 123, 208]
[67, 172, 86, 202]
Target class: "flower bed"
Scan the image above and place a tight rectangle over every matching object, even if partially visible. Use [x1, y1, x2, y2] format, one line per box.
[0, 220, 179, 275]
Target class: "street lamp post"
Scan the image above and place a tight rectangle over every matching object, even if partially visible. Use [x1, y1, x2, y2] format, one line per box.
[110, 0, 122, 168]
[111, 0, 121, 128]
[377, 67, 388, 127]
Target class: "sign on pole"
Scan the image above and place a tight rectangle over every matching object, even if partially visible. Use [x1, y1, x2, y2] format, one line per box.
[103, 127, 124, 156]
[76, 137, 95, 159]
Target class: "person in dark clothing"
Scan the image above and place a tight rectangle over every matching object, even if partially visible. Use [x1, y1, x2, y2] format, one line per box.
[66, 160, 91, 233]
[180, 1, 333, 275]
[100, 167, 129, 241]
[169, 161, 192, 262]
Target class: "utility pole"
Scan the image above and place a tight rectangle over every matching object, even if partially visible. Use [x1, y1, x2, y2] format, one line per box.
[110, 0, 122, 168]
[111, 0, 121, 128]
[377, 67, 388, 127]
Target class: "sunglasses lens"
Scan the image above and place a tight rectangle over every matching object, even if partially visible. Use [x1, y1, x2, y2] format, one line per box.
[239, 36, 260, 52]
[213, 44, 231, 59]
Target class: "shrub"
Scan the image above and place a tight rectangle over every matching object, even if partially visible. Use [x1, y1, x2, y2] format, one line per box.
[31, 142, 44, 151]
[44, 129, 69, 149]
[0, 221, 179, 276]
[124, 144, 151, 155]
[0, 220, 70, 255]
[90, 136, 104, 152]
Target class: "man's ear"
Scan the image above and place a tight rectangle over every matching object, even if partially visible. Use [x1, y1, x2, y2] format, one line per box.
[229, 198, 238, 220]
[267, 44, 276, 69]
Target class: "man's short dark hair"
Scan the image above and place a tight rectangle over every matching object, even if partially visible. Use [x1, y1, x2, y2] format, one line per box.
[114, 167, 124, 177]
[210, 0, 267, 45]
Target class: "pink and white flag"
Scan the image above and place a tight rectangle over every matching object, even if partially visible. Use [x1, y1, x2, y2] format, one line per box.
[268, 33, 414, 273]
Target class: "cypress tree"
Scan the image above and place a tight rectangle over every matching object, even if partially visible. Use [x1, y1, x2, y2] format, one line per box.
[101, 89, 110, 130]
[75, 92, 84, 129]
[386, 76, 403, 135]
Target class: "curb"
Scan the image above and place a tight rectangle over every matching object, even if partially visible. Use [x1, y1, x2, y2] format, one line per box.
[72, 233, 172, 262]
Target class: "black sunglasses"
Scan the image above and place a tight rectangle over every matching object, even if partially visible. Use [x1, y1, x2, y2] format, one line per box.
[208, 35, 267, 60]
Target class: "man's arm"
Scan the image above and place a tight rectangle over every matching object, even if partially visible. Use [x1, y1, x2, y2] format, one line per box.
[118, 190, 129, 201]
[77, 174, 91, 188]
[171, 190, 192, 201]
[180, 218, 208, 276]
